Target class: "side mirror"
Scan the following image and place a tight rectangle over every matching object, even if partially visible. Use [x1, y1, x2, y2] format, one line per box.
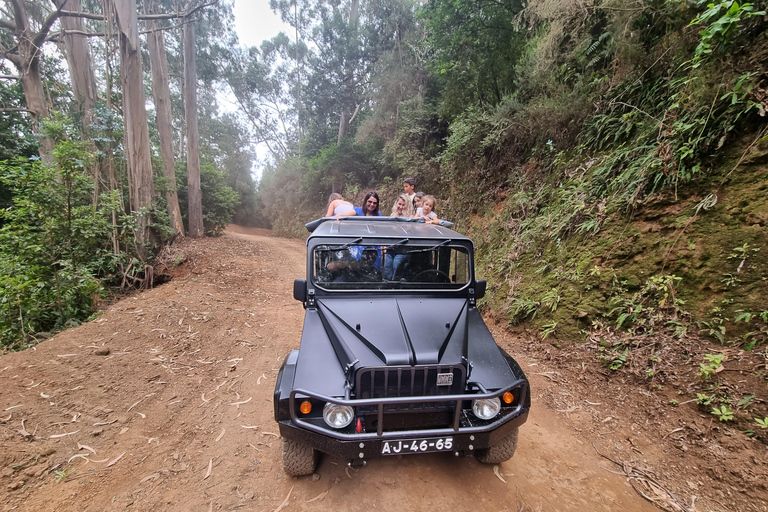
[293, 279, 307, 302]
[475, 280, 487, 299]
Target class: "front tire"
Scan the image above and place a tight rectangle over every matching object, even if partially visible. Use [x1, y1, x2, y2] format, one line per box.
[281, 438, 318, 476]
[475, 428, 519, 464]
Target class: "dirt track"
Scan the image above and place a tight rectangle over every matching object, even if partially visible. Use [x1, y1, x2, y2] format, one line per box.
[0, 228, 734, 511]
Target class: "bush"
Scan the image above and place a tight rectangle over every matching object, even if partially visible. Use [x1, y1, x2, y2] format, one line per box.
[0, 143, 126, 349]
[176, 163, 240, 236]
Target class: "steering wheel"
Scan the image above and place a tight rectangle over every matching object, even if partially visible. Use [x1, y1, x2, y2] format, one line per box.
[412, 269, 451, 283]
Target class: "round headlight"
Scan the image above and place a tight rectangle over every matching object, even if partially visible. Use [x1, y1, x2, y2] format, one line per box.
[472, 398, 501, 420]
[323, 402, 354, 429]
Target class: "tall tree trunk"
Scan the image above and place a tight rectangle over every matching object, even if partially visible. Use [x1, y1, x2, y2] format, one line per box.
[1, 0, 60, 157]
[56, 0, 101, 202]
[184, 14, 204, 238]
[337, 0, 359, 144]
[112, 0, 156, 259]
[57, 0, 97, 114]
[146, 11, 184, 237]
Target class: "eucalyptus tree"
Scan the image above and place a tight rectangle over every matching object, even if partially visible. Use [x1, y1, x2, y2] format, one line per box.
[109, 0, 156, 257]
[0, 0, 66, 154]
[225, 36, 296, 163]
[145, 0, 184, 236]
[182, 2, 203, 237]
[270, 0, 421, 157]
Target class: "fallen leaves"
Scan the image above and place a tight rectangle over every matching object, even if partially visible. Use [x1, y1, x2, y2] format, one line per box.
[493, 465, 507, 483]
[215, 429, 226, 442]
[106, 452, 125, 467]
[18, 419, 31, 438]
[272, 485, 293, 512]
[306, 490, 329, 503]
[77, 443, 96, 454]
[50, 429, 80, 438]
[203, 458, 213, 480]
[228, 397, 252, 406]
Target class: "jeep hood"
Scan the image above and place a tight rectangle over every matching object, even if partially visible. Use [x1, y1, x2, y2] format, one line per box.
[316, 297, 469, 367]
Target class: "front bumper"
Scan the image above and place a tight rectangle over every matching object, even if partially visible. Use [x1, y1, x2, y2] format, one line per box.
[275, 384, 530, 460]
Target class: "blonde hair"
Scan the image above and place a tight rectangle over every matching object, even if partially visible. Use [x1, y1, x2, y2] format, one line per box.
[327, 193, 343, 205]
[390, 194, 414, 217]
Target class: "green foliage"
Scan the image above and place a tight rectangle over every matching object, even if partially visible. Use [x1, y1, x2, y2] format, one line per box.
[541, 321, 558, 340]
[53, 468, 72, 483]
[418, 0, 527, 119]
[755, 417, 768, 429]
[608, 275, 688, 334]
[598, 341, 628, 370]
[711, 404, 734, 421]
[699, 353, 725, 380]
[0, 141, 129, 349]
[688, 1, 766, 66]
[176, 163, 239, 236]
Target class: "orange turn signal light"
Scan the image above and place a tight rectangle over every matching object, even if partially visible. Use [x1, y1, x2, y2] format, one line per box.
[502, 392, 514, 404]
[300, 401, 312, 414]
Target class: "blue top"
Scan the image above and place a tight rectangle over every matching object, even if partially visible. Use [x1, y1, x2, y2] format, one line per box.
[353, 207, 383, 216]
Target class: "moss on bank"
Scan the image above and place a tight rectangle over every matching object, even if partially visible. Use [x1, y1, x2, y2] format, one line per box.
[470, 140, 768, 348]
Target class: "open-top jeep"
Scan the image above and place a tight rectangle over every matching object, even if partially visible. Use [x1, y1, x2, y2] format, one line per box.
[274, 216, 530, 475]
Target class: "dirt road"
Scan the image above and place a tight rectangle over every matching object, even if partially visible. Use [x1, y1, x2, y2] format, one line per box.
[0, 228, 691, 511]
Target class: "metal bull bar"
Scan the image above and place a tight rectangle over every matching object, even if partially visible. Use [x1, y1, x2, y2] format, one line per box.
[288, 379, 528, 439]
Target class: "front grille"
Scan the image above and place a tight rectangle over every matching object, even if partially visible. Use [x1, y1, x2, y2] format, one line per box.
[355, 364, 466, 400]
[354, 364, 467, 433]
[364, 410, 454, 432]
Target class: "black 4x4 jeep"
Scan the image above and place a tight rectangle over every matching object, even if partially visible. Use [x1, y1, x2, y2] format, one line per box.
[274, 216, 530, 475]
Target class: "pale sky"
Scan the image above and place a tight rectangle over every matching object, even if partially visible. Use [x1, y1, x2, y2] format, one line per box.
[232, 0, 292, 48]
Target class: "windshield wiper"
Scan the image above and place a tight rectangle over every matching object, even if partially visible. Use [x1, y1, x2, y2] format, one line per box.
[337, 237, 363, 249]
[385, 238, 409, 250]
[410, 239, 451, 253]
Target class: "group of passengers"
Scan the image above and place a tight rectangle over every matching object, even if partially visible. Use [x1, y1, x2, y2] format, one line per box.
[324, 178, 442, 225]
[322, 178, 448, 283]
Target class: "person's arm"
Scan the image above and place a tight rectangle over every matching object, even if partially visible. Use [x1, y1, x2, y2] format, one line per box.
[325, 201, 337, 217]
[327, 260, 359, 271]
[335, 209, 358, 219]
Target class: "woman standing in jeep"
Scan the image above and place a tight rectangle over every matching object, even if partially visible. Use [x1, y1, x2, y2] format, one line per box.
[353, 192, 382, 216]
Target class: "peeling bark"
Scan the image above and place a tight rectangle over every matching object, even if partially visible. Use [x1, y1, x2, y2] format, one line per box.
[146, 8, 184, 237]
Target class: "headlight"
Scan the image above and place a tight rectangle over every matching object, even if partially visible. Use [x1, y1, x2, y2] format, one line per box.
[323, 402, 354, 428]
[472, 398, 501, 420]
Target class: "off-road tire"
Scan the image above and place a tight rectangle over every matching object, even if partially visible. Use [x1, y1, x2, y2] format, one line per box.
[475, 428, 519, 464]
[281, 438, 318, 476]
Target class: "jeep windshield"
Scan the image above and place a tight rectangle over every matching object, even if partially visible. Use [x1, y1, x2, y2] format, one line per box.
[312, 241, 471, 290]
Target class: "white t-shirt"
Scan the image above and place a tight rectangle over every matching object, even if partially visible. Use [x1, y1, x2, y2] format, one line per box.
[416, 207, 437, 220]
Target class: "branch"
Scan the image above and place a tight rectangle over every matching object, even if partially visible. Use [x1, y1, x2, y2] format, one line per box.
[0, 18, 16, 31]
[46, 21, 185, 41]
[183, 1, 219, 19]
[347, 103, 361, 125]
[32, 7, 64, 48]
[0, 44, 21, 66]
[0, 74, 19, 79]
[57, 1, 219, 23]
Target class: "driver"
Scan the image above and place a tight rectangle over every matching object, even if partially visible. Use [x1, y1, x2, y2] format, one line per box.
[327, 248, 381, 282]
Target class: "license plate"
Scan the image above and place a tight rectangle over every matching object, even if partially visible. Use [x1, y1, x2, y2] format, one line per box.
[381, 437, 453, 455]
